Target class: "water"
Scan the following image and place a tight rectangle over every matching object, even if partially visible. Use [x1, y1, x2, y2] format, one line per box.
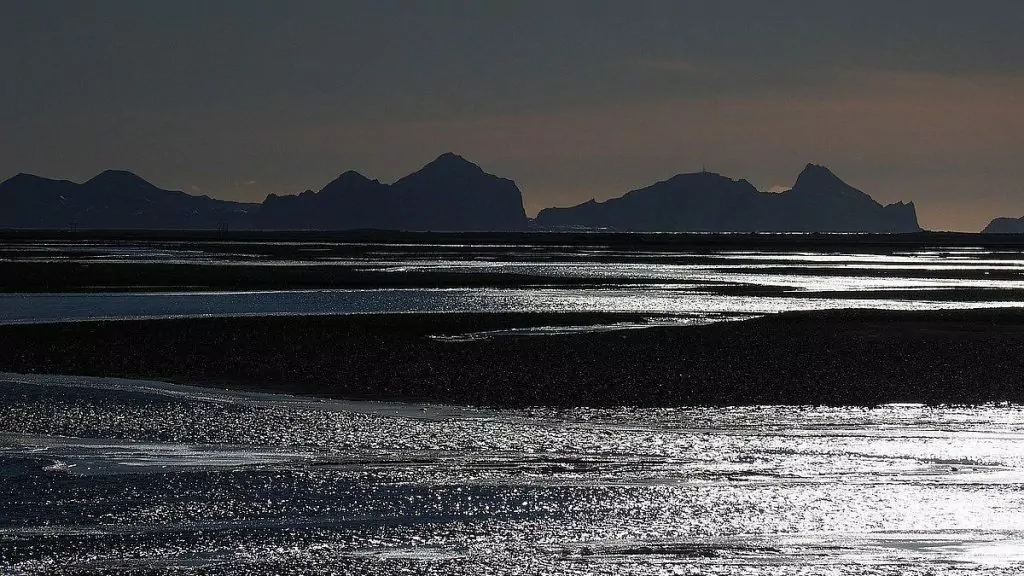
[4, 237, 1024, 573]
[2, 373, 1024, 574]
[3, 288, 1024, 325]
[4, 240, 1024, 324]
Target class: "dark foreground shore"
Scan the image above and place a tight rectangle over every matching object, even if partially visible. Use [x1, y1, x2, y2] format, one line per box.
[1, 309, 1023, 407]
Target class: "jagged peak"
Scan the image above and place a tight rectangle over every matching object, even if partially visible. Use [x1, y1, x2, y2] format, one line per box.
[794, 163, 844, 188]
[790, 163, 876, 203]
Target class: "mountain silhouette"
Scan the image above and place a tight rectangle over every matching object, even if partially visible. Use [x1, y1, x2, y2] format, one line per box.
[982, 217, 1024, 233]
[257, 153, 529, 231]
[2, 159, 914, 232]
[770, 165, 919, 232]
[0, 154, 529, 231]
[257, 171, 389, 230]
[535, 172, 764, 232]
[0, 170, 254, 229]
[535, 164, 920, 233]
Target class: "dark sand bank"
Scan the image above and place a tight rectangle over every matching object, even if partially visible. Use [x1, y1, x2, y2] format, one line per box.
[8, 262, 1024, 300]
[0, 261, 711, 293]
[1, 310, 1023, 407]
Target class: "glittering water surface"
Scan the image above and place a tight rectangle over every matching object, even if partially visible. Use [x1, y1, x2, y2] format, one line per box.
[5, 241, 1024, 324]
[2, 373, 1024, 575]
[2, 288, 1023, 325]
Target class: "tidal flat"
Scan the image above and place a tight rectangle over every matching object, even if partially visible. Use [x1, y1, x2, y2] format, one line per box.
[3, 231, 1024, 574]
[2, 309, 1024, 407]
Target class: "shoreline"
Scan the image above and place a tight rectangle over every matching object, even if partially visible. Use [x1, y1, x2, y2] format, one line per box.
[1, 309, 1023, 407]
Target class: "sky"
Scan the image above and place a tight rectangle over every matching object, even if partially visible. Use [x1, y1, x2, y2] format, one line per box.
[2, 1, 1023, 231]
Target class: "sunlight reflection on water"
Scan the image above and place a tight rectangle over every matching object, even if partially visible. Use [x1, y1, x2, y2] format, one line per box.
[1, 374, 1023, 574]
[0, 288, 1022, 325]
[6, 242, 1024, 325]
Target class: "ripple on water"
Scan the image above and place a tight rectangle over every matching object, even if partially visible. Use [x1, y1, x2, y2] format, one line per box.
[1, 373, 1024, 574]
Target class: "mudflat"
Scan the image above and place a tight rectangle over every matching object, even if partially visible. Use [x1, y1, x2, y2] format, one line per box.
[1, 309, 1021, 407]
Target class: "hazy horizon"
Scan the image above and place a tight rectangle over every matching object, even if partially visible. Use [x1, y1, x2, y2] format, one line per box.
[3, 1, 1023, 231]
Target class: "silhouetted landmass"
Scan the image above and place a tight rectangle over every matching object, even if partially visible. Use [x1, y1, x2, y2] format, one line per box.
[256, 153, 528, 231]
[982, 217, 1024, 234]
[535, 164, 920, 232]
[0, 170, 255, 230]
[0, 154, 528, 231]
[1, 309, 1023, 407]
[0, 159, 918, 233]
[257, 171, 388, 230]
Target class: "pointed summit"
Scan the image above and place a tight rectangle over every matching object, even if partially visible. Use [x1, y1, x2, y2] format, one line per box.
[791, 163, 874, 203]
[411, 152, 484, 177]
[84, 170, 157, 190]
[433, 151, 475, 165]
[392, 152, 490, 190]
[389, 152, 527, 230]
[793, 164, 845, 189]
[321, 170, 376, 192]
[333, 169, 371, 182]
[315, 169, 385, 204]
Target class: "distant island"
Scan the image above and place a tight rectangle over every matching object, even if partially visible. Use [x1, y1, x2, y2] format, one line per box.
[0, 169, 255, 231]
[0, 155, 921, 232]
[536, 164, 919, 233]
[256, 153, 527, 231]
[982, 216, 1024, 234]
[0, 153, 528, 232]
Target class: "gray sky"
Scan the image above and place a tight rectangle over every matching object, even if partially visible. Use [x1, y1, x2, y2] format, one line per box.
[2, 0, 1023, 230]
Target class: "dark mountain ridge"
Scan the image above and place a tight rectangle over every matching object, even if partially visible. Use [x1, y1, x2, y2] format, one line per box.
[257, 171, 389, 230]
[255, 153, 528, 231]
[982, 217, 1024, 234]
[0, 170, 254, 230]
[0, 154, 529, 231]
[2, 158, 915, 232]
[535, 164, 920, 233]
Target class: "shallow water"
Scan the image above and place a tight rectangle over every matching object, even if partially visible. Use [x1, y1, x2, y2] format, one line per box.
[2, 287, 1023, 325]
[5, 240, 1024, 325]
[2, 373, 1024, 574]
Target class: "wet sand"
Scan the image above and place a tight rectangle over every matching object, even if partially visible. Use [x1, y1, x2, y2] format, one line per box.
[6, 261, 1024, 299]
[1, 309, 1022, 407]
